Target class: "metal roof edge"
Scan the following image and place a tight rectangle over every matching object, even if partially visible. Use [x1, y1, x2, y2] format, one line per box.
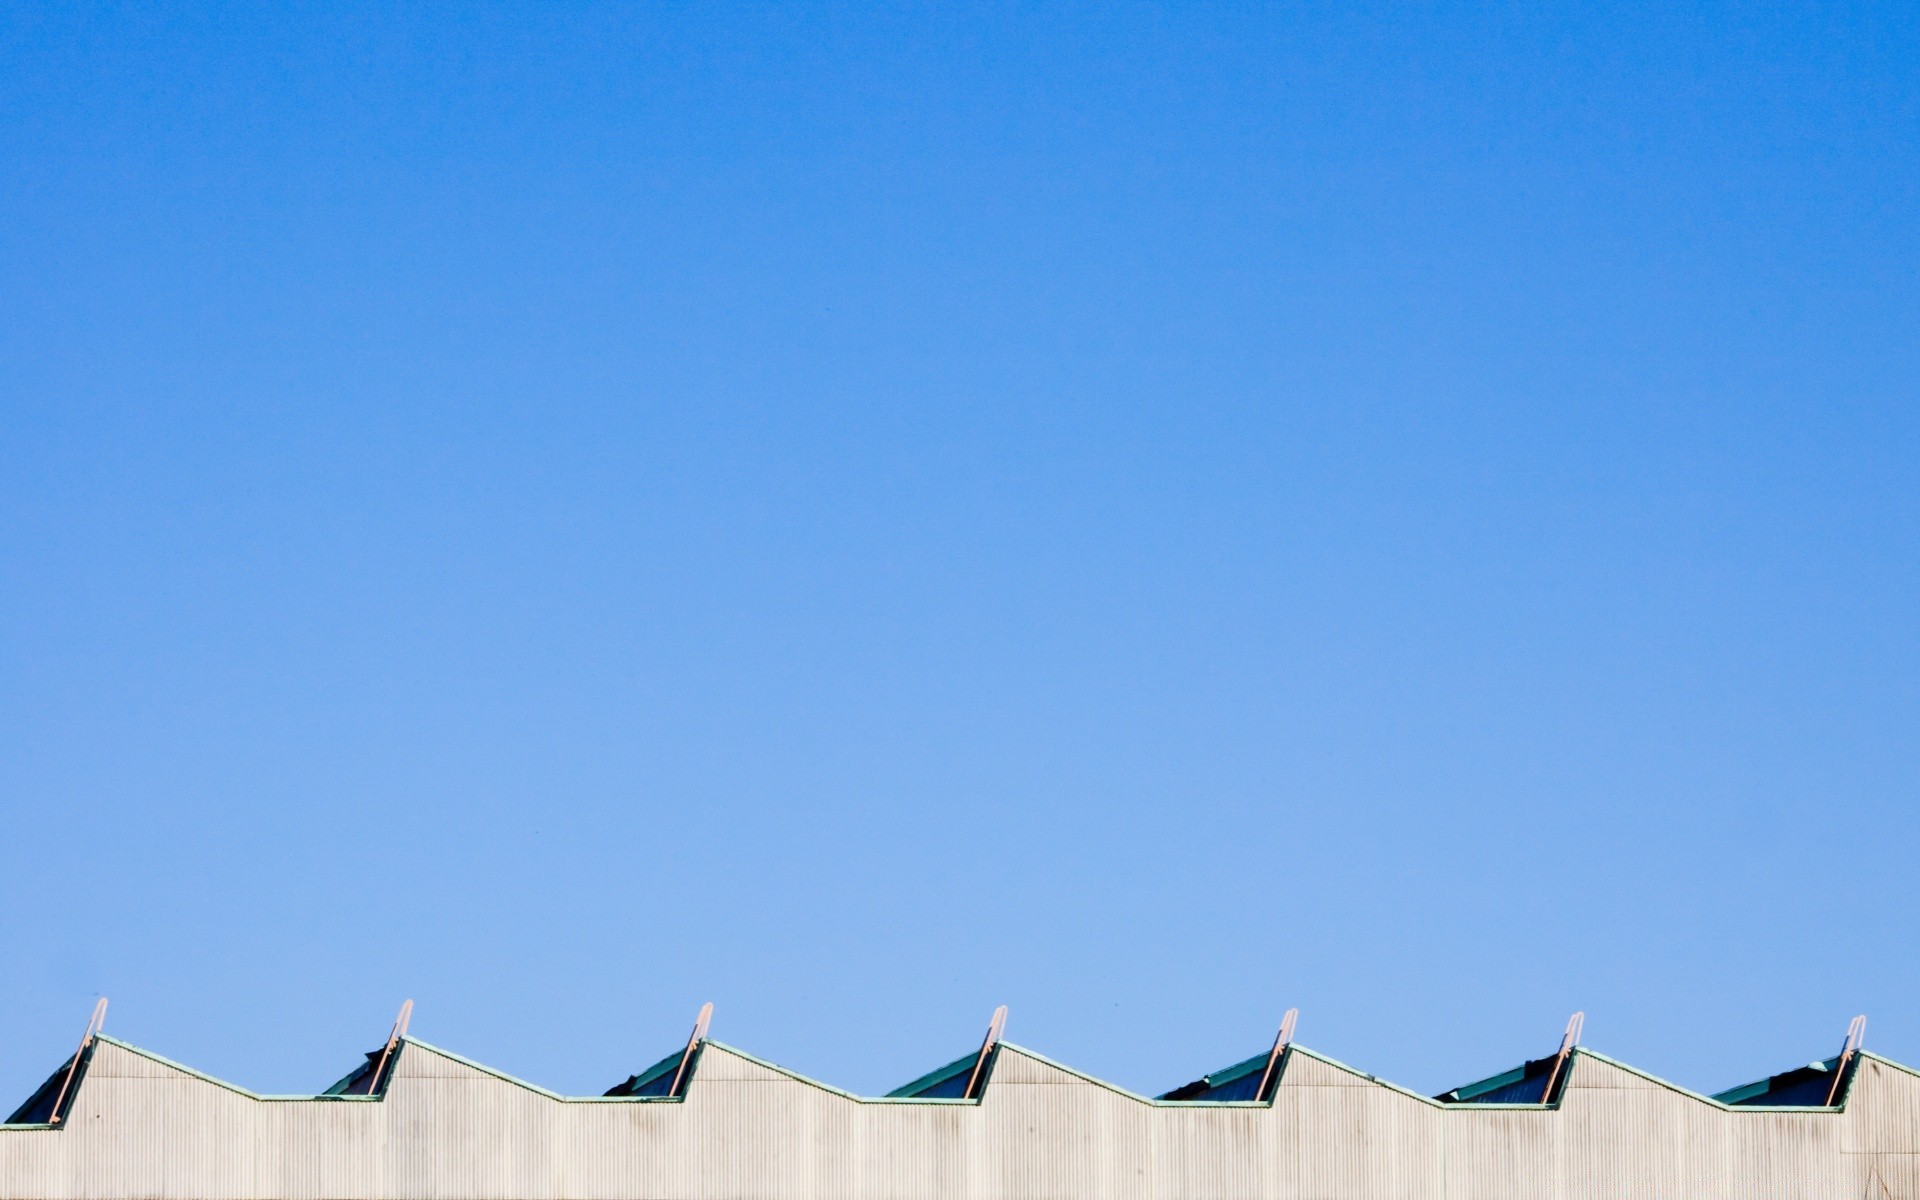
[395, 1039, 573, 1101]
[1858, 1050, 1920, 1081]
[994, 1042, 1159, 1104]
[697, 1041, 867, 1101]
[88, 1035, 379, 1103]
[698, 1041, 1033, 1107]
[38, 1033, 1916, 1115]
[396, 1038, 679, 1104]
[1282, 1045, 1452, 1109]
[1565, 1047, 1855, 1112]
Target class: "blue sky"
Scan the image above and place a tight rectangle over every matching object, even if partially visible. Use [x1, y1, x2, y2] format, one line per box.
[2, 2, 1916, 1104]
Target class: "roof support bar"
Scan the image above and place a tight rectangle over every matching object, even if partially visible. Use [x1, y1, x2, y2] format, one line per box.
[668, 1002, 713, 1098]
[963, 1006, 1008, 1100]
[1255, 1008, 1299, 1102]
[46, 998, 108, 1125]
[1825, 1014, 1866, 1107]
[366, 1000, 413, 1096]
[1538, 1011, 1584, 1105]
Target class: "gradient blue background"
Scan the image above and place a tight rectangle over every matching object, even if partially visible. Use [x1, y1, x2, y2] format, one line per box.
[3, 2, 1917, 1103]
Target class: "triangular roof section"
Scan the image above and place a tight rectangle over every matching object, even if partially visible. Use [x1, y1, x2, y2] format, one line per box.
[1159, 1050, 1272, 1101]
[320, 1000, 413, 1097]
[1436, 1012, 1583, 1107]
[1712, 1015, 1870, 1109]
[1436, 1052, 1563, 1104]
[603, 1050, 686, 1098]
[885, 1052, 978, 1098]
[318, 1050, 386, 1096]
[4, 1054, 83, 1126]
[604, 1003, 711, 1100]
[4, 998, 108, 1126]
[1712, 1056, 1850, 1107]
[885, 1006, 1006, 1101]
[1160, 1009, 1297, 1103]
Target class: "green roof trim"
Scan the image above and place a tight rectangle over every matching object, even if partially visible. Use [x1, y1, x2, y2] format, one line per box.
[1711, 1078, 1774, 1105]
[885, 1053, 975, 1098]
[625, 1051, 685, 1093]
[1200, 1052, 1268, 1087]
[1445, 1063, 1532, 1103]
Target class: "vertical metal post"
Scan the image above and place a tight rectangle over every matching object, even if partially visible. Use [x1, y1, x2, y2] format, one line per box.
[668, 1003, 713, 1098]
[964, 1006, 1008, 1100]
[1256, 1008, 1299, 1102]
[47, 998, 108, 1125]
[367, 999, 413, 1097]
[1539, 1011, 1584, 1105]
[1825, 1015, 1865, 1107]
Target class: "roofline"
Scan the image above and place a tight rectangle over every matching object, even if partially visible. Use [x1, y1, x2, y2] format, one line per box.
[1572, 1046, 1866, 1112]
[6, 1034, 1902, 1116]
[89, 1035, 379, 1103]
[704, 1041, 975, 1104]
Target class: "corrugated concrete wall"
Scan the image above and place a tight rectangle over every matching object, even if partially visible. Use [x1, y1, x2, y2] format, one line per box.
[4, 1035, 1916, 1200]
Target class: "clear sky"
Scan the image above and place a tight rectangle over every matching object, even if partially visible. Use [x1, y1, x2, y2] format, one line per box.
[3, 2, 1916, 1106]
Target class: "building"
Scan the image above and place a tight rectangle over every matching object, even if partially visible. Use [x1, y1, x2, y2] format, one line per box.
[2, 1004, 1912, 1199]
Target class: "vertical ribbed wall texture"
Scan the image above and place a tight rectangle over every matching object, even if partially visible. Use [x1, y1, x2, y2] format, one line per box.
[3, 1035, 1915, 1200]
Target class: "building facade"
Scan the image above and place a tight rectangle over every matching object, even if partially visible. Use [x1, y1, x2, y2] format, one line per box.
[4, 1028, 1916, 1199]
